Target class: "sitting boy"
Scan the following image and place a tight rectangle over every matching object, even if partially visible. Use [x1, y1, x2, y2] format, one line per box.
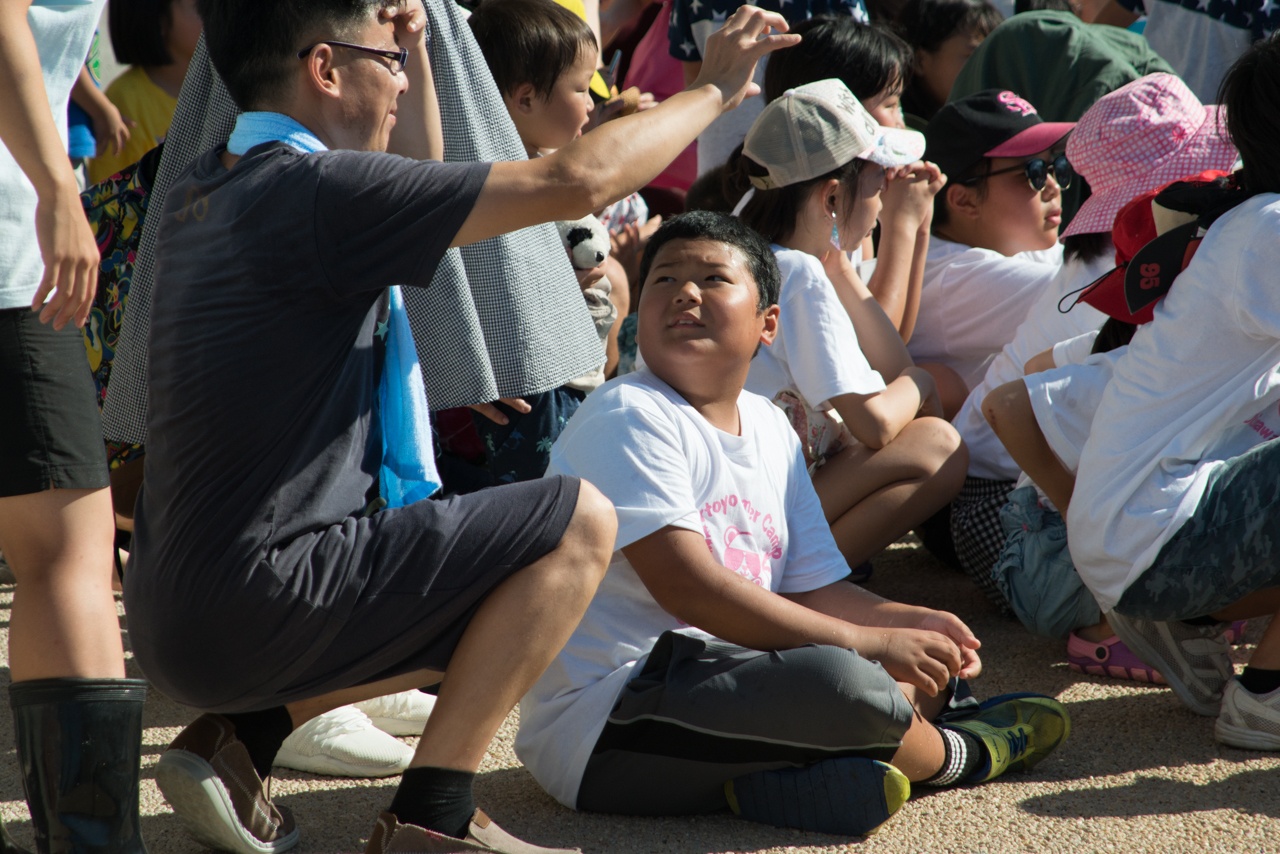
[515, 211, 1069, 836]
[126, 2, 798, 852]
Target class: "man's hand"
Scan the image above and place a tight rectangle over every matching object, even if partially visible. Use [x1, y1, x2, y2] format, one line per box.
[469, 397, 533, 425]
[31, 183, 99, 330]
[691, 6, 800, 113]
[876, 627, 963, 696]
[880, 161, 945, 233]
[381, 0, 427, 49]
[913, 609, 982, 679]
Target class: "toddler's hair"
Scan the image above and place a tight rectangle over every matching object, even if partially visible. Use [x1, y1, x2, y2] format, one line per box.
[197, 0, 396, 109]
[722, 145, 865, 245]
[1218, 32, 1280, 195]
[763, 17, 912, 103]
[109, 0, 180, 67]
[639, 211, 782, 310]
[467, 0, 597, 99]
[895, 0, 1002, 118]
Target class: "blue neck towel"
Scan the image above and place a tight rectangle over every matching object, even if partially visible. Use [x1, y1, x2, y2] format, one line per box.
[227, 112, 441, 507]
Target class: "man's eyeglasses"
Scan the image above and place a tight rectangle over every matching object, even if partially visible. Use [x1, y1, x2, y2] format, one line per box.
[297, 41, 409, 75]
[962, 154, 1074, 192]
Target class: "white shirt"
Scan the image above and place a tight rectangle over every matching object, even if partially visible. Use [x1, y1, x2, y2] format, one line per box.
[1131, 0, 1267, 105]
[516, 369, 851, 808]
[1, 0, 107, 309]
[952, 247, 1111, 480]
[1069, 195, 1280, 612]
[907, 237, 1063, 392]
[745, 246, 886, 409]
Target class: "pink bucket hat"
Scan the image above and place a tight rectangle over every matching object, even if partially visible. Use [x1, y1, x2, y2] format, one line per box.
[1062, 73, 1239, 239]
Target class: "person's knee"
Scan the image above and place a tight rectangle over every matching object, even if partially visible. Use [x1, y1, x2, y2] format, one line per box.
[565, 480, 617, 577]
[0, 488, 114, 581]
[901, 417, 968, 482]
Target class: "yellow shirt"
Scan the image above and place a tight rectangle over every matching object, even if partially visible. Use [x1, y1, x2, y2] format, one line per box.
[88, 65, 177, 185]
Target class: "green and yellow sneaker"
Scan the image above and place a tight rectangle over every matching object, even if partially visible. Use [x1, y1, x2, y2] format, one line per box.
[726, 757, 910, 837]
[942, 693, 1070, 783]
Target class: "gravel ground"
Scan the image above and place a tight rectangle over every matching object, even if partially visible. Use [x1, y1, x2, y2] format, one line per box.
[1, 536, 1277, 854]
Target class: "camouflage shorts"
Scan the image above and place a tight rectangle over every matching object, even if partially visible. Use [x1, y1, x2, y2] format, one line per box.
[1116, 437, 1280, 621]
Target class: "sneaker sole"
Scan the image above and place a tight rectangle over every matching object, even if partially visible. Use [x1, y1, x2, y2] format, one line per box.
[726, 758, 909, 837]
[1105, 614, 1223, 717]
[364, 716, 426, 737]
[156, 750, 300, 854]
[272, 745, 410, 778]
[1214, 719, 1280, 751]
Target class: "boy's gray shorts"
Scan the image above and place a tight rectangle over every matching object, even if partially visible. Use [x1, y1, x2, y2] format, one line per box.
[576, 630, 917, 815]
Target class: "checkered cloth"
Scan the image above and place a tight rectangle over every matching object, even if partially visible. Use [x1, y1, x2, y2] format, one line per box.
[950, 476, 1017, 609]
[101, 1, 601, 445]
[1062, 73, 1238, 239]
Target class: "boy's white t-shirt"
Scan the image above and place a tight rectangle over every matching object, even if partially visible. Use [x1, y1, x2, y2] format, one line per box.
[516, 368, 851, 808]
[1069, 195, 1280, 612]
[951, 247, 1111, 480]
[744, 246, 886, 408]
[907, 236, 1064, 392]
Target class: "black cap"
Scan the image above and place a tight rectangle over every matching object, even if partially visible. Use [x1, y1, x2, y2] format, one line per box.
[924, 89, 1075, 182]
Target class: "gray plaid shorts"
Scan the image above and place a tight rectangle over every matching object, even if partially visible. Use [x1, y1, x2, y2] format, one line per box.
[1116, 437, 1280, 621]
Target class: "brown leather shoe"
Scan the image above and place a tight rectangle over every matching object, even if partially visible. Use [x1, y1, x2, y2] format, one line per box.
[364, 810, 581, 854]
[155, 714, 300, 854]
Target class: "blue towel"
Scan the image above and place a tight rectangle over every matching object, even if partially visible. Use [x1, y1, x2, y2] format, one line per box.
[227, 112, 442, 507]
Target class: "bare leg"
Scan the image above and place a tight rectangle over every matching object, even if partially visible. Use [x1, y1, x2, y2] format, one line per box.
[1076, 615, 1115, 642]
[813, 416, 968, 566]
[285, 668, 444, 730]
[0, 487, 124, 681]
[916, 362, 969, 421]
[888, 681, 947, 781]
[1211, 588, 1280, 670]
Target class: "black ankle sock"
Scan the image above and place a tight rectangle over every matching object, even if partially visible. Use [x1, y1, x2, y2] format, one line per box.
[389, 766, 476, 840]
[1239, 667, 1280, 695]
[921, 726, 985, 787]
[1182, 615, 1220, 626]
[222, 707, 293, 780]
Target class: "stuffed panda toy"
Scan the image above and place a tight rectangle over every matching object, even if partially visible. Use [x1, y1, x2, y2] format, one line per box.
[556, 215, 611, 271]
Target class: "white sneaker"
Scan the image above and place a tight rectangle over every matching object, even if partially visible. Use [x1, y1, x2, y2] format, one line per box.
[1105, 612, 1234, 716]
[355, 690, 437, 737]
[273, 706, 412, 778]
[1215, 678, 1280, 750]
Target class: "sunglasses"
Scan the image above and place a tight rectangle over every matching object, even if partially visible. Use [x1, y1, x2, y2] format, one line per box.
[962, 154, 1074, 192]
[297, 41, 409, 75]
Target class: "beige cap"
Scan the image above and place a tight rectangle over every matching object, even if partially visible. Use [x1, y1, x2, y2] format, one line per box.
[743, 79, 926, 190]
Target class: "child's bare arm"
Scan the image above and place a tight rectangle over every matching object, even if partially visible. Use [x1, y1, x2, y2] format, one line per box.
[70, 66, 132, 157]
[982, 379, 1075, 513]
[829, 366, 940, 449]
[624, 525, 965, 694]
[1023, 346, 1056, 375]
[383, 1, 443, 162]
[866, 162, 944, 340]
[820, 247, 914, 380]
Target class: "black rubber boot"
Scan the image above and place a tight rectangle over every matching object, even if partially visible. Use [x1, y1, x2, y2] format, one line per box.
[9, 678, 149, 854]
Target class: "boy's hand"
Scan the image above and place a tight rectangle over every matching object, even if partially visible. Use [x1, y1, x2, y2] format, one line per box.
[877, 627, 963, 696]
[381, 0, 427, 49]
[575, 264, 607, 292]
[913, 609, 982, 679]
[610, 215, 662, 286]
[691, 6, 800, 114]
[469, 397, 533, 425]
[880, 161, 945, 232]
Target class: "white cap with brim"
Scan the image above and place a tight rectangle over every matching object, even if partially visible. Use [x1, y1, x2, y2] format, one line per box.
[742, 79, 925, 190]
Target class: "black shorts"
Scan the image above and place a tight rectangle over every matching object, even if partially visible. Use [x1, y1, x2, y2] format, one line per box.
[0, 308, 109, 497]
[126, 474, 581, 712]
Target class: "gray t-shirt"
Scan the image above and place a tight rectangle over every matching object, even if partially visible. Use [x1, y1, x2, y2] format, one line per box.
[132, 142, 487, 602]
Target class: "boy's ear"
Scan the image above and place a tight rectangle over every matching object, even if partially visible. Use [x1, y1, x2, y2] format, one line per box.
[758, 304, 780, 347]
[945, 182, 983, 221]
[505, 82, 539, 116]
